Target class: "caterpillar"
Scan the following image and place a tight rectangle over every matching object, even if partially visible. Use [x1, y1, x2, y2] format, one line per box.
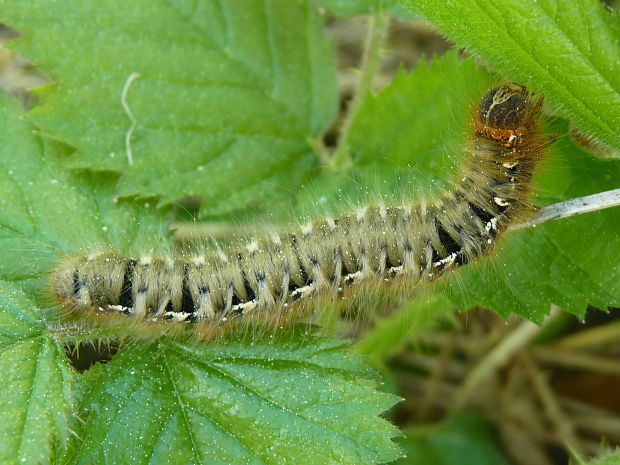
[50, 83, 552, 338]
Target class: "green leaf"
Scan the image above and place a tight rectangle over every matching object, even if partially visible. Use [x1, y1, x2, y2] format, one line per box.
[355, 293, 452, 361]
[0, 89, 170, 298]
[349, 52, 493, 184]
[395, 414, 510, 465]
[280, 51, 494, 220]
[0, 281, 74, 465]
[571, 448, 620, 465]
[583, 451, 620, 465]
[403, 0, 620, 151]
[0, 0, 338, 215]
[0, 86, 170, 461]
[66, 334, 401, 465]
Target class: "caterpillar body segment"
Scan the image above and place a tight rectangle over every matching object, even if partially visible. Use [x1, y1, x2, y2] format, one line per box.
[51, 84, 551, 335]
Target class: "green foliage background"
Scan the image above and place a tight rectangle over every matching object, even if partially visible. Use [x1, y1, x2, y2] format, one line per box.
[0, 0, 617, 464]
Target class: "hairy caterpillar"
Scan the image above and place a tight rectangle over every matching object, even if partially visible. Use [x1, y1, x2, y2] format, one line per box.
[51, 84, 552, 338]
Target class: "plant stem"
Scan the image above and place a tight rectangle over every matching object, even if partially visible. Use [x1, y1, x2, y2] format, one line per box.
[450, 306, 561, 412]
[121, 72, 141, 166]
[521, 353, 585, 457]
[553, 319, 620, 350]
[328, 9, 389, 171]
[510, 188, 620, 230]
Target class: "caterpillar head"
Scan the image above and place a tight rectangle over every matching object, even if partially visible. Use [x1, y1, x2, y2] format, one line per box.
[476, 84, 543, 146]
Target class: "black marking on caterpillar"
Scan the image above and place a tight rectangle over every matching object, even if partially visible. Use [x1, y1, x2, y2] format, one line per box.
[50, 84, 552, 337]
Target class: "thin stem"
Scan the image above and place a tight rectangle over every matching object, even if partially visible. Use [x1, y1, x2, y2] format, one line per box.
[521, 353, 585, 456]
[121, 72, 141, 166]
[510, 188, 620, 231]
[328, 9, 389, 171]
[531, 347, 620, 375]
[553, 320, 620, 350]
[450, 306, 561, 412]
[308, 135, 331, 166]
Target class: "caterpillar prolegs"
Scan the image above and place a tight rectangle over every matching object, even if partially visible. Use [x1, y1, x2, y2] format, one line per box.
[51, 84, 552, 336]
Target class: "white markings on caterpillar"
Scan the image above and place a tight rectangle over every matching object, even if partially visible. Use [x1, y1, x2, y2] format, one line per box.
[301, 223, 313, 235]
[343, 271, 363, 285]
[485, 217, 498, 232]
[192, 255, 206, 265]
[433, 252, 459, 269]
[388, 265, 404, 276]
[494, 197, 510, 207]
[102, 305, 131, 314]
[246, 240, 259, 254]
[232, 300, 257, 315]
[197, 287, 215, 320]
[164, 312, 193, 322]
[502, 161, 519, 169]
[87, 252, 103, 261]
[379, 203, 387, 222]
[270, 232, 282, 246]
[291, 284, 316, 299]
[213, 240, 229, 263]
[397, 205, 411, 218]
[420, 199, 428, 216]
